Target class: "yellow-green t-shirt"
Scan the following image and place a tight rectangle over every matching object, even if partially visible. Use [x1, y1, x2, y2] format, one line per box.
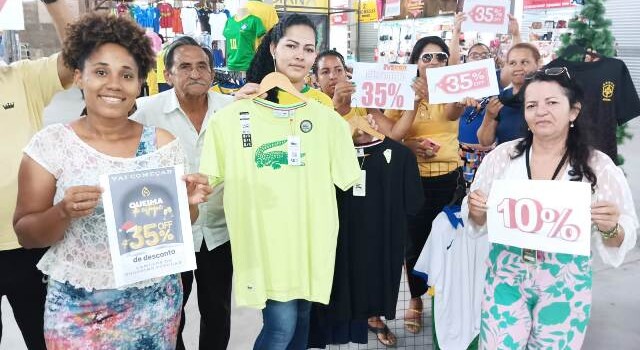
[0, 54, 64, 250]
[156, 50, 166, 84]
[385, 100, 460, 177]
[277, 85, 333, 107]
[200, 98, 360, 308]
[246, 0, 279, 31]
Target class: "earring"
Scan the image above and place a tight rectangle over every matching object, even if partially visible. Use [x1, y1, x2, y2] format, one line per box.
[273, 56, 277, 72]
[570, 121, 575, 128]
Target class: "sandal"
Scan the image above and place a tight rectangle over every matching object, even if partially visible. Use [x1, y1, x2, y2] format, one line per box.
[404, 308, 423, 334]
[368, 321, 397, 348]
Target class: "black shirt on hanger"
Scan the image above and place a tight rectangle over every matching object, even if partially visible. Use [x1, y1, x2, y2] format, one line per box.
[197, 8, 213, 33]
[545, 57, 640, 161]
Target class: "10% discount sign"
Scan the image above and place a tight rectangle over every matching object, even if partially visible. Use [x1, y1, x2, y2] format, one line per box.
[351, 62, 417, 110]
[426, 58, 500, 104]
[487, 180, 592, 256]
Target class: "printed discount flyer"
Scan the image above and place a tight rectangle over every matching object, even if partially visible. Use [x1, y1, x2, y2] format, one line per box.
[425, 58, 500, 104]
[351, 62, 417, 110]
[101, 165, 197, 287]
[487, 180, 592, 256]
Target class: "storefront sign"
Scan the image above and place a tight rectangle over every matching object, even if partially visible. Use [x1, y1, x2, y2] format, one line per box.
[462, 0, 510, 34]
[101, 165, 197, 287]
[425, 59, 500, 104]
[384, 0, 401, 17]
[359, 0, 379, 23]
[351, 62, 417, 110]
[0, 0, 24, 31]
[273, 0, 329, 13]
[524, 0, 574, 9]
[487, 180, 591, 256]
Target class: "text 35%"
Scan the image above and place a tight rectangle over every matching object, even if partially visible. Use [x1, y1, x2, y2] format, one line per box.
[437, 68, 490, 95]
[123, 221, 176, 251]
[497, 198, 581, 241]
[361, 82, 405, 108]
[470, 5, 506, 25]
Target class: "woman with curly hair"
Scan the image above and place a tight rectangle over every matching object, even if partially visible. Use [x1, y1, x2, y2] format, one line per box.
[13, 14, 211, 349]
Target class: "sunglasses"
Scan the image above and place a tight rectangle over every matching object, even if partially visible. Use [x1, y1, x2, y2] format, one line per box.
[526, 67, 571, 80]
[468, 52, 491, 60]
[420, 52, 449, 63]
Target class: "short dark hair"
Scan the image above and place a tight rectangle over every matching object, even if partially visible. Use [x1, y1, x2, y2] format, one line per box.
[312, 49, 346, 76]
[62, 13, 155, 79]
[164, 36, 213, 71]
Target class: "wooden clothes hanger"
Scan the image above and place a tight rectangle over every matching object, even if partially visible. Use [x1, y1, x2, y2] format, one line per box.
[348, 115, 385, 141]
[248, 72, 308, 102]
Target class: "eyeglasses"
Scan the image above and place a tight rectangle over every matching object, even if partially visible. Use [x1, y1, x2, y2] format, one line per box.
[420, 52, 449, 63]
[526, 67, 571, 80]
[468, 52, 491, 60]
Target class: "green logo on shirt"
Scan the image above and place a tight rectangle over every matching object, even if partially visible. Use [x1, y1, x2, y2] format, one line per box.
[254, 139, 291, 170]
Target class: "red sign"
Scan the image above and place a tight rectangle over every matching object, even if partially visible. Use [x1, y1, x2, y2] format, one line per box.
[524, 0, 574, 10]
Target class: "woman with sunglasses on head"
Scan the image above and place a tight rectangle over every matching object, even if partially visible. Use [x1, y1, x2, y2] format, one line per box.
[384, 36, 466, 335]
[476, 43, 541, 147]
[12, 14, 212, 349]
[465, 68, 637, 349]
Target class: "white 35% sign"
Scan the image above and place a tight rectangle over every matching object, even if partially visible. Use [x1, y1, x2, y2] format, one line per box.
[351, 62, 417, 110]
[487, 180, 592, 256]
[426, 59, 500, 104]
[462, 0, 510, 34]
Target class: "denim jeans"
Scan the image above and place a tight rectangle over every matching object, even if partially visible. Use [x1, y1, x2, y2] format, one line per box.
[253, 299, 312, 350]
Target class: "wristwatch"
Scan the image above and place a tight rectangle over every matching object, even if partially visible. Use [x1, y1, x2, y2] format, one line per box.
[40, 0, 58, 4]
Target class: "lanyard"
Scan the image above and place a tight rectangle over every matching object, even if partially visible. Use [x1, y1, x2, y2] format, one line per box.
[525, 146, 568, 181]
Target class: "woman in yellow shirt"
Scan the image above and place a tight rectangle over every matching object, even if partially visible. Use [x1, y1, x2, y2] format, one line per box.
[384, 36, 465, 334]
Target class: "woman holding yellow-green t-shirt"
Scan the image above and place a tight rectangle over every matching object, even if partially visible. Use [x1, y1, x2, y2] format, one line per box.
[384, 36, 465, 335]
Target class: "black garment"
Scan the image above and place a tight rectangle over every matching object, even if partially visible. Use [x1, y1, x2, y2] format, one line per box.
[546, 57, 640, 161]
[308, 139, 424, 347]
[197, 8, 213, 34]
[176, 241, 233, 350]
[0, 248, 47, 350]
[406, 168, 464, 298]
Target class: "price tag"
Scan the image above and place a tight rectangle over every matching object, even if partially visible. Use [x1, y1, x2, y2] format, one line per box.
[351, 62, 418, 110]
[353, 170, 367, 197]
[462, 0, 510, 34]
[425, 59, 500, 104]
[486, 180, 592, 256]
[287, 136, 302, 166]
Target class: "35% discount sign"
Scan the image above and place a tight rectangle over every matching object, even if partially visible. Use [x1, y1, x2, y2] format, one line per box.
[426, 58, 500, 104]
[351, 62, 417, 110]
[119, 220, 176, 252]
[461, 0, 510, 33]
[487, 180, 592, 256]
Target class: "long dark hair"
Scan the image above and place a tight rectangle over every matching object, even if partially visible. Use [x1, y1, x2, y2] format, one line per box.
[246, 14, 318, 103]
[512, 72, 597, 191]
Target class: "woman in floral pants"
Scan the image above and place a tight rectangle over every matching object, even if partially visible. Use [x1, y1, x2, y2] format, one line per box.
[464, 69, 637, 349]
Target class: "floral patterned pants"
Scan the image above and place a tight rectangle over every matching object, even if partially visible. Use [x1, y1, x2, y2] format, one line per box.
[480, 244, 592, 350]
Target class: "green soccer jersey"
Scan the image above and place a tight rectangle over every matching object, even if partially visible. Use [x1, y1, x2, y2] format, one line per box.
[200, 98, 360, 308]
[223, 14, 266, 71]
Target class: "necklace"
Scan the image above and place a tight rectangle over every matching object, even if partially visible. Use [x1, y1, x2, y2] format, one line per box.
[525, 146, 568, 181]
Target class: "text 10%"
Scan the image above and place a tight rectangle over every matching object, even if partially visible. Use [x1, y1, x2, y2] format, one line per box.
[497, 198, 581, 242]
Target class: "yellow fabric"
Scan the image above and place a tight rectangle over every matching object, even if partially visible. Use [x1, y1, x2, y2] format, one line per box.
[146, 68, 158, 96]
[246, 0, 279, 48]
[156, 50, 166, 84]
[210, 84, 240, 95]
[199, 98, 360, 308]
[277, 87, 333, 108]
[385, 100, 460, 177]
[341, 107, 368, 121]
[0, 54, 64, 250]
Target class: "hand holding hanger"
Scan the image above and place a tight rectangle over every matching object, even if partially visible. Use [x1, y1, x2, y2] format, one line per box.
[248, 72, 308, 102]
[349, 114, 385, 142]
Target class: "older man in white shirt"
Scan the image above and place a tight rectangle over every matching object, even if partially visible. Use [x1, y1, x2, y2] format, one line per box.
[131, 36, 234, 350]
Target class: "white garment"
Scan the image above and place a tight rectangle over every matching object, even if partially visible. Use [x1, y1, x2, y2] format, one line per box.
[461, 139, 638, 268]
[414, 209, 489, 350]
[24, 124, 186, 290]
[132, 89, 234, 252]
[181, 7, 199, 35]
[209, 12, 229, 41]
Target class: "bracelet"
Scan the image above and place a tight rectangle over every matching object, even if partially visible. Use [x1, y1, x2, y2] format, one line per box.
[599, 223, 619, 239]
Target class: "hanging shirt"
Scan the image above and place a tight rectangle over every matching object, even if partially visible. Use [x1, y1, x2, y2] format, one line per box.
[212, 48, 225, 68]
[199, 98, 361, 308]
[197, 8, 213, 33]
[152, 6, 161, 32]
[546, 57, 640, 161]
[223, 15, 266, 71]
[172, 7, 183, 34]
[157, 2, 174, 29]
[209, 10, 230, 41]
[145, 30, 162, 53]
[181, 7, 199, 35]
[246, 0, 279, 31]
[414, 207, 490, 350]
